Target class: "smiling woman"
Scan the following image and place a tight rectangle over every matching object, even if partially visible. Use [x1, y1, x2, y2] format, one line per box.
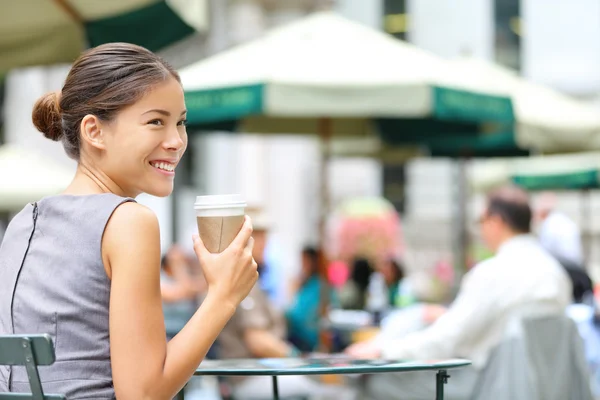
[0, 43, 259, 399]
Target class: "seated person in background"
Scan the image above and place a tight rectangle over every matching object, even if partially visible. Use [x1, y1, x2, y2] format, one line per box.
[346, 185, 572, 400]
[160, 245, 205, 339]
[249, 206, 286, 309]
[218, 210, 347, 400]
[338, 258, 373, 310]
[535, 191, 584, 266]
[557, 256, 594, 304]
[286, 246, 337, 352]
[380, 257, 416, 308]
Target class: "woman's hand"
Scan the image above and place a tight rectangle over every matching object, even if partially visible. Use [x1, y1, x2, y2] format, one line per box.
[193, 216, 258, 309]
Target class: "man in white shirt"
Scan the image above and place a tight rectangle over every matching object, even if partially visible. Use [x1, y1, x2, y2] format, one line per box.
[346, 185, 572, 399]
[536, 191, 584, 266]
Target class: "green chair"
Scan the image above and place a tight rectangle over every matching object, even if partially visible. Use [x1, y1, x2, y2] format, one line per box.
[0, 334, 65, 400]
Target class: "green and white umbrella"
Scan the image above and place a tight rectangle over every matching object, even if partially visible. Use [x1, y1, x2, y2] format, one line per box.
[180, 12, 513, 136]
[447, 57, 600, 154]
[0, 0, 207, 74]
[471, 152, 600, 192]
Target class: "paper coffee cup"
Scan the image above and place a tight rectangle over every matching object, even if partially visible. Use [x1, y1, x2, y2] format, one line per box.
[195, 194, 247, 253]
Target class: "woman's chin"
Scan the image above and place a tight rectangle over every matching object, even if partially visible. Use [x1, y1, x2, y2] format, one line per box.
[145, 184, 174, 198]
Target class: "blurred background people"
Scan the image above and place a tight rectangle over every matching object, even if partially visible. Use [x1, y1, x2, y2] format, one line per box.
[160, 245, 206, 340]
[246, 206, 287, 309]
[216, 210, 347, 399]
[346, 185, 573, 399]
[535, 191, 584, 266]
[380, 257, 413, 308]
[286, 246, 340, 352]
[286, 246, 324, 351]
[338, 258, 373, 310]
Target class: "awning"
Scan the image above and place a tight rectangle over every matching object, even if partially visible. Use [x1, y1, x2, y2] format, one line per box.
[0, 0, 207, 74]
[180, 12, 513, 138]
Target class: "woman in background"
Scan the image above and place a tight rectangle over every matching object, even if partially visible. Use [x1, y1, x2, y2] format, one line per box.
[286, 247, 326, 351]
[338, 258, 373, 310]
[160, 245, 206, 339]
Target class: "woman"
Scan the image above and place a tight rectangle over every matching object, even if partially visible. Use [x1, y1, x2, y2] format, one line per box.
[380, 258, 415, 308]
[0, 43, 257, 399]
[338, 258, 373, 310]
[286, 247, 325, 351]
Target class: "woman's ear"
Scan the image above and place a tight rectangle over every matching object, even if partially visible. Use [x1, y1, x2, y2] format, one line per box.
[80, 114, 105, 151]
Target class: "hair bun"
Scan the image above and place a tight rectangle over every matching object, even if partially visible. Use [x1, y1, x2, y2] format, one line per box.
[32, 91, 63, 141]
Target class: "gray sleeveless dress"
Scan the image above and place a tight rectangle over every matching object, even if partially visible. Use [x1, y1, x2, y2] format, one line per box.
[0, 193, 134, 399]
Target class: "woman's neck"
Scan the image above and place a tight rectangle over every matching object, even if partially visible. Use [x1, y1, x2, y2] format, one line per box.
[63, 163, 131, 198]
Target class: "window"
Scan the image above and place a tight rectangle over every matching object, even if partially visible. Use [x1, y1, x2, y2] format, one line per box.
[495, 0, 521, 70]
[383, 162, 406, 214]
[384, 0, 408, 41]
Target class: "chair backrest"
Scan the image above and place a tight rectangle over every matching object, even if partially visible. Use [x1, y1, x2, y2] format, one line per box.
[0, 335, 65, 400]
[470, 314, 593, 400]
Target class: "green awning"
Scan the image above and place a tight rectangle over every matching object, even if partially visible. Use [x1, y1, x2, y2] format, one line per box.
[0, 0, 201, 74]
[185, 84, 514, 127]
[471, 152, 600, 192]
[185, 84, 264, 125]
[432, 86, 514, 123]
[512, 169, 600, 191]
[427, 130, 528, 158]
[86, 1, 194, 52]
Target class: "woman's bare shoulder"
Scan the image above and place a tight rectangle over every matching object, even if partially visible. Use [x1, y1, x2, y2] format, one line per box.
[102, 202, 161, 275]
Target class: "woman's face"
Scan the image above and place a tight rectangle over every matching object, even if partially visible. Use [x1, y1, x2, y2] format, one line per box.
[96, 77, 188, 198]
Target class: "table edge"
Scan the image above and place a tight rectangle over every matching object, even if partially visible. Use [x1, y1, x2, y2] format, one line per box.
[194, 360, 472, 377]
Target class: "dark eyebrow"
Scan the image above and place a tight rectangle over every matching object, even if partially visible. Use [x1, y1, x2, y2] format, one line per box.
[143, 109, 170, 116]
[142, 109, 187, 117]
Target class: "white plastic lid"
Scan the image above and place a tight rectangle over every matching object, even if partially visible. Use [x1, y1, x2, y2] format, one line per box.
[194, 194, 246, 210]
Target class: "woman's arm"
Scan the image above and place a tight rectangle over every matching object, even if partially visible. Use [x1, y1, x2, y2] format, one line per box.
[104, 202, 257, 399]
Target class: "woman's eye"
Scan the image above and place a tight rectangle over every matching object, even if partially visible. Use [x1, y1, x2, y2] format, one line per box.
[177, 119, 188, 127]
[148, 119, 163, 126]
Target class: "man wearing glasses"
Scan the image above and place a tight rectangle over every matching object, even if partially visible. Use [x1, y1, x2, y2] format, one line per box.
[347, 185, 572, 399]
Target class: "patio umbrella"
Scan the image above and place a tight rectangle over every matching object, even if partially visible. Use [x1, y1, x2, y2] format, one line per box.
[180, 12, 513, 135]
[471, 152, 600, 192]
[0, 0, 207, 74]
[446, 57, 600, 153]
[0, 144, 74, 211]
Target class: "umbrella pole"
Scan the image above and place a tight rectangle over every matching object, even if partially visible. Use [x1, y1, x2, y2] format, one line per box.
[317, 117, 333, 352]
[452, 158, 470, 295]
[0, 211, 9, 236]
[582, 189, 592, 267]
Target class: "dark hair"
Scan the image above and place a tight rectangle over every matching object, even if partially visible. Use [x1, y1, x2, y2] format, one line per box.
[160, 254, 169, 271]
[486, 186, 532, 233]
[302, 246, 319, 269]
[299, 246, 320, 287]
[388, 259, 405, 284]
[32, 42, 180, 160]
[351, 258, 373, 292]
